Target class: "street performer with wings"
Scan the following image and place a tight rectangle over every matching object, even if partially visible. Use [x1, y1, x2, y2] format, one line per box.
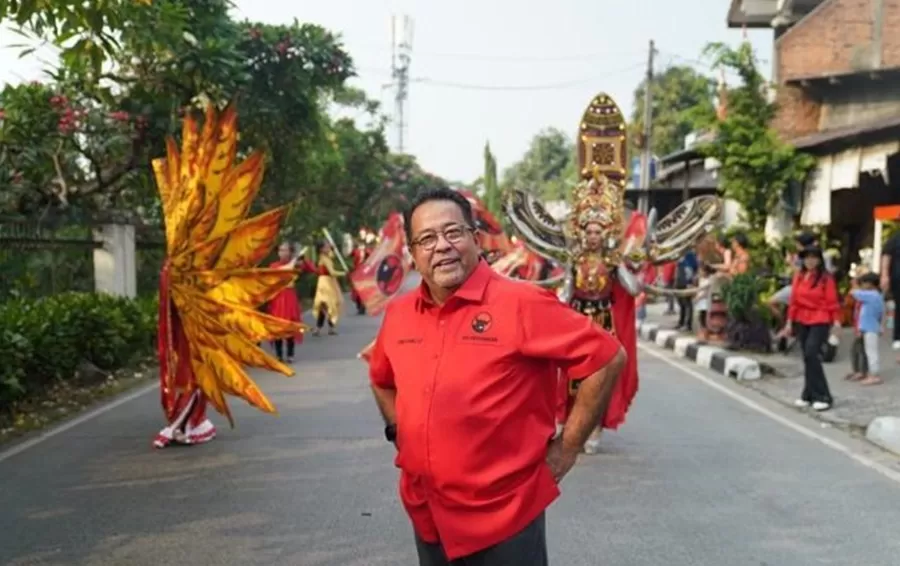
[504, 93, 722, 454]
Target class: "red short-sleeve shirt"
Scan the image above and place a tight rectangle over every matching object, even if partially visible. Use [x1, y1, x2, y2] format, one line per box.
[368, 260, 623, 559]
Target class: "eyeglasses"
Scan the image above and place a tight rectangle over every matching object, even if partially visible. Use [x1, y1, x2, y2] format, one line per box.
[410, 225, 473, 251]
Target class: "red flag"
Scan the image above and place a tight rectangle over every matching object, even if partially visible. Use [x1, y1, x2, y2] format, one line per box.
[350, 212, 410, 315]
[456, 188, 513, 261]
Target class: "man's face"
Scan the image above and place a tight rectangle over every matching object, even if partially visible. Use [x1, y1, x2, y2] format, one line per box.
[585, 223, 603, 251]
[409, 200, 481, 293]
[277, 243, 291, 260]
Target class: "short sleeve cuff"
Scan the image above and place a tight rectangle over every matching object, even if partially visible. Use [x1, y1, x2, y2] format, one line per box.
[564, 342, 622, 382]
[369, 370, 396, 390]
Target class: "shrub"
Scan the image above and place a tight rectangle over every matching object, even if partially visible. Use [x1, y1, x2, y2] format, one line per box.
[0, 292, 158, 410]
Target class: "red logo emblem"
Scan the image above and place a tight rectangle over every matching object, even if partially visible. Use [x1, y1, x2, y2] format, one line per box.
[471, 312, 493, 334]
[376, 255, 404, 295]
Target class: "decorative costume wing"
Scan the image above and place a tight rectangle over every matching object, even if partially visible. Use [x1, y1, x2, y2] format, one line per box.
[153, 103, 306, 426]
[503, 191, 568, 261]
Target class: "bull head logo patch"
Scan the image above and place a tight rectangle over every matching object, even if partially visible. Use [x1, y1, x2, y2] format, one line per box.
[471, 312, 493, 334]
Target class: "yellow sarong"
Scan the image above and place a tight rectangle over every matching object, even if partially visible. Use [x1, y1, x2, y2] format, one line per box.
[313, 254, 345, 326]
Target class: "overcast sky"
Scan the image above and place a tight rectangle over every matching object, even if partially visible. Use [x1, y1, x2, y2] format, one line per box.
[0, 0, 772, 183]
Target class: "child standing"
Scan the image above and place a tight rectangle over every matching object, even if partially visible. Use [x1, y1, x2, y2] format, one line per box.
[850, 272, 885, 385]
[846, 276, 868, 381]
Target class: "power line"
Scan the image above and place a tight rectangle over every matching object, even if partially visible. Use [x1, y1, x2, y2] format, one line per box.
[355, 45, 646, 63]
[360, 61, 644, 92]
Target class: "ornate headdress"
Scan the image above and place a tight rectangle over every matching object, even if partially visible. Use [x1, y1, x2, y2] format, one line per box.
[565, 94, 628, 255]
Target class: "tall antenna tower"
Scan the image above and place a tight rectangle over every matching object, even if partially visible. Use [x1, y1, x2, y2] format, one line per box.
[390, 14, 414, 153]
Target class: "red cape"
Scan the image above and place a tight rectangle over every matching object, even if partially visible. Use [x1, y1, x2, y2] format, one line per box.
[556, 279, 639, 430]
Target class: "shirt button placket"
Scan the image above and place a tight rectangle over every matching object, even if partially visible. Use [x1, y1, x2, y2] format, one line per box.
[424, 312, 446, 479]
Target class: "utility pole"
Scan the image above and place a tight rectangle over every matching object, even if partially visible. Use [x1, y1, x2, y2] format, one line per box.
[638, 39, 655, 215]
[391, 15, 414, 153]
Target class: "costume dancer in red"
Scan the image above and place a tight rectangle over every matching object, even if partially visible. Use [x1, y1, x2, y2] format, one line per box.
[504, 92, 722, 453]
[266, 242, 316, 362]
[152, 103, 306, 449]
[350, 232, 373, 314]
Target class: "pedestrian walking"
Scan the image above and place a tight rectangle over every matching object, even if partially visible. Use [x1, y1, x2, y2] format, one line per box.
[778, 245, 842, 411]
[364, 187, 625, 565]
[674, 250, 697, 331]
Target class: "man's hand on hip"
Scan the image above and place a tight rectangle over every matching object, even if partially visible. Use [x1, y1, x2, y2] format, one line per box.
[546, 435, 578, 483]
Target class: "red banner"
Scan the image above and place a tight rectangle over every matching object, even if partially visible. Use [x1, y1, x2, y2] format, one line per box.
[350, 212, 411, 315]
[456, 188, 513, 262]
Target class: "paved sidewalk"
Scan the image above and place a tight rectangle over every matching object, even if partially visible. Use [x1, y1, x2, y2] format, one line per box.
[638, 301, 900, 436]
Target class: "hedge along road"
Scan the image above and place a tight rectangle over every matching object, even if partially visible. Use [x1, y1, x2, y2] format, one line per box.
[3, 287, 900, 564]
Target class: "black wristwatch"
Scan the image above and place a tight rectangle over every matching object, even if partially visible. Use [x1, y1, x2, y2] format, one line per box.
[384, 423, 397, 443]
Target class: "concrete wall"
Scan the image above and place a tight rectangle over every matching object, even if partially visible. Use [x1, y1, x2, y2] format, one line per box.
[818, 79, 900, 130]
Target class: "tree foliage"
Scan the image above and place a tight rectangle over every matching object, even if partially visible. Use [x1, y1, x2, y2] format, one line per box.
[629, 64, 717, 158]
[482, 142, 501, 219]
[0, 0, 160, 77]
[0, 0, 405, 237]
[699, 42, 815, 233]
[501, 128, 576, 202]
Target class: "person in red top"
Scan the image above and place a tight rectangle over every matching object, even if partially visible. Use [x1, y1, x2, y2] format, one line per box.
[350, 237, 371, 315]
[779, 245, 841, 411]
[365, 187, 625, 565]
[266, 242, 316, 362]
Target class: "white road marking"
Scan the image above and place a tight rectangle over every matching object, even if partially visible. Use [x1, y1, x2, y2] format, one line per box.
[0, 383, 157, 464]
[639, 342, 900, 485]
[0, 307, 322, 464]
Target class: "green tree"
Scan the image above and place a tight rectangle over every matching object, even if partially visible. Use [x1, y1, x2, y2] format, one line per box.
[699, 42, 815, 234]
[482, 142, 501, 219]
[501, 128, 575, 201]
[0, 2, 362, 221]
[629, 65, 717, 158]
[0, 0, 180, 78]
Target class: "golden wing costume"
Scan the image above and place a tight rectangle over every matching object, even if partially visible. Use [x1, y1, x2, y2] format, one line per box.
[152, 103, 307, 449]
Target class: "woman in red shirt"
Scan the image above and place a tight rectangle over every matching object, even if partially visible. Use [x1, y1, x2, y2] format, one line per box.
[779, 245, 841, 411]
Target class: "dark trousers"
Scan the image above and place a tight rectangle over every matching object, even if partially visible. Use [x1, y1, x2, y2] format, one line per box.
[851, 335, 869, 374]
[415, 512, 548, 566]
[677, 296, 693, 330]
[316, 307, 334, 329]
[892, 278, 900, 342]
[273, 338, 294, 360]
[795, 323, 833, 404]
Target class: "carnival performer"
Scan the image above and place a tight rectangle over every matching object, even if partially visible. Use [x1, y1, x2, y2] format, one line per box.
[312, 241, 346, 336]
[350, 233, 372, 315]
[504, 92, 722, 454]
[152, 103, 306, 449]
[266, 242, 317, 362]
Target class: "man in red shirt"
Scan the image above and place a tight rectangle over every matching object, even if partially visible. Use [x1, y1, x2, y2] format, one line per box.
[365, 187, 626, 565]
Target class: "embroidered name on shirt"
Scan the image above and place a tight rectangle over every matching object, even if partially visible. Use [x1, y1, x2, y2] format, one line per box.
[397, 338, 423, 345]
[461, 335, 498, 343]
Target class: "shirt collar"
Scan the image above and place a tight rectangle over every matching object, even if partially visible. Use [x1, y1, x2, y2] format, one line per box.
[417, 259, 492, 308]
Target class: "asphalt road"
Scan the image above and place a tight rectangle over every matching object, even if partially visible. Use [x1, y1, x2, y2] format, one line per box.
[3, 296, 900, 565]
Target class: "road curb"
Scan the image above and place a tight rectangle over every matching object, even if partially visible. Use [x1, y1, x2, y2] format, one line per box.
[637, 320, 900, 455]
[866, 417, 900, 456]
[637, 321, 762, 381]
